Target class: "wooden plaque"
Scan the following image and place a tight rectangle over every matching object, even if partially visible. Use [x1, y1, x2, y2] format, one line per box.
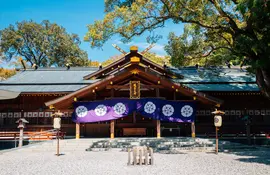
[130, 81, 140, 99]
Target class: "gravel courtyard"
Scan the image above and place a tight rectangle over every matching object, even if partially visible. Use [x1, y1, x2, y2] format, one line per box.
[0, 149, 269, 175]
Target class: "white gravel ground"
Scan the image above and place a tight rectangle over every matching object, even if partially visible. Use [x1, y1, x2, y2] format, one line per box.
[0, 149, 269, 175]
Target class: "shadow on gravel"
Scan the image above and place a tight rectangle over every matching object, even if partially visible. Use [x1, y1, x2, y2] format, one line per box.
[55, 153, 65, 156]
[224, 148, 270, 166]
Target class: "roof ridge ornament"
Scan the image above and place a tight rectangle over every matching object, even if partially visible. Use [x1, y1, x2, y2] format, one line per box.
[112, 44, 127, 54]
[141, 44, 155, 55]
[112, 43, 155, 55]
[130, 46, 138, 52]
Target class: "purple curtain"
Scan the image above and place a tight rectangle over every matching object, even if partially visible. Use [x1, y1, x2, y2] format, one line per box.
[72, 98, 195, 123]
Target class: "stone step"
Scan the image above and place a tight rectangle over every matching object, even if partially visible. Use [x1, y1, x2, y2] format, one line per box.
[15, 138, 219, 153]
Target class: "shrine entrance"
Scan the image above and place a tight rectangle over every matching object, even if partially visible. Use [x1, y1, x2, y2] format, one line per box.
[45, 46, 222, 139]
[81, 118, 192, 138]
[115, 113, 156, 137]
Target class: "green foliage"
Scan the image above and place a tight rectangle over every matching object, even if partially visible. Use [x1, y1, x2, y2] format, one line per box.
[86, 0, 270, 97]
[86, 0, 270, 67]
[0, 68, 16, 79]
[0, 20, 90, 67]
[165, 27, 239, 67]
[102, 54, 123, 67]
[144, 52, 171, 66]
[89, 60, 100, 67]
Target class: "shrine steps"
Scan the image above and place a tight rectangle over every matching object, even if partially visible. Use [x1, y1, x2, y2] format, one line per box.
[10, 137, 260, 153]
[86, 137, 216, 153]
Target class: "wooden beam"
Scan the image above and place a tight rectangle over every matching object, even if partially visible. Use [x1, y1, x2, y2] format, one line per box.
[106, 84, 163, 90]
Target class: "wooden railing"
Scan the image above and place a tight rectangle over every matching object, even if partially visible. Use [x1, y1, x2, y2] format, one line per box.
[0, 130, 66, 141]
[28, 129, 66, 140]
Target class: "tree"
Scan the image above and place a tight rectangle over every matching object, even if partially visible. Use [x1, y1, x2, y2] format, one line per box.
[0, 68, 16, 80]
[164, 27, 239, 67]
[0, 20, 90, 67]
[89, 60, 100, 67]
[102, 54, 124, 67]
[144, 52, 171, 66]
[85, 0, 270, 98]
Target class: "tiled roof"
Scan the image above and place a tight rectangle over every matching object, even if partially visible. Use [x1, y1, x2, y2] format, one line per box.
[171, 66, 255, 83]
[183, 83, 259, 91]
[0, 66, 259, 92]
[0, 84, 88, 92]
[0, 67, 99, 92]
[169, 66, 259, 91]
[1, 67, 98, 84]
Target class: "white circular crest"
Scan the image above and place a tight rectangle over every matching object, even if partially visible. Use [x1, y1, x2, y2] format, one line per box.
[95, 104, 107, 116]
[162, 104, 174, 117]
[76, 106, 88, 118]
[181, 105, 193, 117]
[113, 102, 126, 115]
[144, 101, 156, 114]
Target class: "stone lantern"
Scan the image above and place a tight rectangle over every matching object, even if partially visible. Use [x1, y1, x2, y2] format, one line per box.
[16, 118, 29, 147]
[51, 110, 64, 156]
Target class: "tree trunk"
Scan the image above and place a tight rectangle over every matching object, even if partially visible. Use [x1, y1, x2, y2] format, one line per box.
[256, 68, 270, 98]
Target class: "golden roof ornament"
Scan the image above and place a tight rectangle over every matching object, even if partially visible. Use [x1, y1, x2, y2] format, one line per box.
[130, 45, 138, 52]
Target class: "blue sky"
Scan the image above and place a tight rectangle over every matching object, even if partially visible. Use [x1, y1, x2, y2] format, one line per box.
[0, 0, 184, 66]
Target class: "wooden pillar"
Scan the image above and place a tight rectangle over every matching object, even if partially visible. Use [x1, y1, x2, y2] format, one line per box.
[191, 96, 196, 138]
[191, 122, 195, 138]
[133, 111, 136, 124]
[173, 91, 176, 100]
[156, 88, 160, 97]
[110, 120, 115, 139]
[110, 88, 115, 139]
[157, 120, 161, 138]
[246, 122, 251, 145]
[0, 117, 3, 126]
[76, 123, 80, 139]
[111, 88, 115, 97]
[215, 127, 219, 154]
[156, 87, 161, 138]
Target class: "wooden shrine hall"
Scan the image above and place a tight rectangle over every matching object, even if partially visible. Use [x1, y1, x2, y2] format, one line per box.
[1, 46, 270, 139]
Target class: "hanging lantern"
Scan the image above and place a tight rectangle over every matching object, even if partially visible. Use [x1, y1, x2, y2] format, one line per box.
[214, 115, 222, 127]
[212, 109, 224, 127]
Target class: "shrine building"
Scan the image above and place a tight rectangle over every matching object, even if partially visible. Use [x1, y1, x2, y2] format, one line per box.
[0, 46, 270, 139]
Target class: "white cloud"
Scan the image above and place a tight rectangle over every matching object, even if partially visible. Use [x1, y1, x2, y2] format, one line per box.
[151, 44, 165, 52]
[113, 38, 124, 45]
